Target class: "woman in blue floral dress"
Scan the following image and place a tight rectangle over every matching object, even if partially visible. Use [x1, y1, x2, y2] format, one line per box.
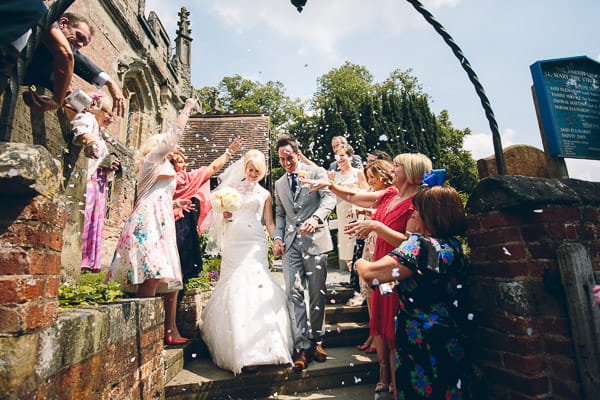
[356, 185, 471, 400]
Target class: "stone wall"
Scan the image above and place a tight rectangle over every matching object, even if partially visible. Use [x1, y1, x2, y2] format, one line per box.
[466, 175, 600, 399]
[1, 298, 165, 400]
[0, 143, 166, 399]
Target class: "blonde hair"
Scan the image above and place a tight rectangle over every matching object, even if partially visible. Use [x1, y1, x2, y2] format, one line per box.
[335, 144, 354, 157]
[169, 149, 187, 166]
[244, 150, 267, 180]
[134, 134, 166, 173]
[365, 159, 393, 188]
[393, 153, 432, 185]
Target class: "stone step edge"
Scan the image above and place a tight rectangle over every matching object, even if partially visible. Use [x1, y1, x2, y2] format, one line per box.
[165, 346, 379, 398]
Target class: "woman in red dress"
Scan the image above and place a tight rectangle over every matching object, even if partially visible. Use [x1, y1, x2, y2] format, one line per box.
[302, 152, 432, 394]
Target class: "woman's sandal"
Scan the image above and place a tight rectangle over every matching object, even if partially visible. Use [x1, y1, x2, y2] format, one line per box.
[358, 336, 374, 351]
[365, 346, 377, 354]
[164, 336, 189, 345]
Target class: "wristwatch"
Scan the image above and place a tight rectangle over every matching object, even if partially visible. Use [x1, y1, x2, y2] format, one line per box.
[311, 215, 322, 223]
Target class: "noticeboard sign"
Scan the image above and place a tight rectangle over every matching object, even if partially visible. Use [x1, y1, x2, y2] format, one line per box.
[530, 56, 600, 160]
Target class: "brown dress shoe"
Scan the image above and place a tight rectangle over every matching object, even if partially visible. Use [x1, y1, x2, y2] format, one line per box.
[311, 343, 327, 362]
[292, 349, 309, 371]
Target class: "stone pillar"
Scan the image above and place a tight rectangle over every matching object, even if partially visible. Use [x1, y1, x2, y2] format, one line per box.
[0, 142, 65, 334]
[466, 175, 600, 399]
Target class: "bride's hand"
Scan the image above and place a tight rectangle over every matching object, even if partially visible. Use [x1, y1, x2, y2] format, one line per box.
[223, 211, 232, 219]
[299, 177, 329, 194]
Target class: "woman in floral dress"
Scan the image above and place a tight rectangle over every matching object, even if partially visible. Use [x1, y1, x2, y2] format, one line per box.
[107, 98, 197, 345]
[357, 185, 471, 400]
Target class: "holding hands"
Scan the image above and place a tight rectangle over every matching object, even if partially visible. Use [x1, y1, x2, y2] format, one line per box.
[272, 238, 285, 257]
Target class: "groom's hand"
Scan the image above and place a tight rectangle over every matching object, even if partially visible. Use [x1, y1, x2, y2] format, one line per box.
[273, 238, 285, 256]
[298, 217, 318, 236]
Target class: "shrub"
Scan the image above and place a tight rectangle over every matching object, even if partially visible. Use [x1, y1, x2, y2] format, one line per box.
[59, 272, 123, 307]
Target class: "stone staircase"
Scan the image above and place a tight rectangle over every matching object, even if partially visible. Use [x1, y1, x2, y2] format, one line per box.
[163, 283, 379, 399]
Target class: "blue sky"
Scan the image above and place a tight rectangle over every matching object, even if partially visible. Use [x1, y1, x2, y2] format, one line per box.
[146, 0, 599, 181]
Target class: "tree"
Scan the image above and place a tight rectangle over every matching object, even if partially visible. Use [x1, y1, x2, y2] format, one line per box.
[196, 75, 305, 138]
[436, 110, 479, 194]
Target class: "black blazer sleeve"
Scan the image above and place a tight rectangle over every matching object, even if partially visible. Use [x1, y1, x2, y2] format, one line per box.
[73, 48, 103, 85]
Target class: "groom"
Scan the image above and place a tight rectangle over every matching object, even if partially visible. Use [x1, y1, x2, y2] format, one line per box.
[273, 135, 336, 371]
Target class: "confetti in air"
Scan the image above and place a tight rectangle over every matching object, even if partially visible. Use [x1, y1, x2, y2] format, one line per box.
[502, 247, 512, 256]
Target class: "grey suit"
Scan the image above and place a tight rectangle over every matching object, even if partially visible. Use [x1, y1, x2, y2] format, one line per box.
[274, 163, 336, 350]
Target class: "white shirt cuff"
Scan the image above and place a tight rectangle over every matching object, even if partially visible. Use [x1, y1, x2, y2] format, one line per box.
[93, 72, 111, 88]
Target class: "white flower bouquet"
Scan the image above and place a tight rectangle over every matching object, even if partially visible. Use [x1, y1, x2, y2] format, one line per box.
[211, 187, 243, 213]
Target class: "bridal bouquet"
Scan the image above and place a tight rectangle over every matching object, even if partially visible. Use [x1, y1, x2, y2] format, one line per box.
[210, 187, 243, 213]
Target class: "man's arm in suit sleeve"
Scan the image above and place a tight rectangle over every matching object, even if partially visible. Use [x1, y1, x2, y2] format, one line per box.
[274, 184, 285, 240]
[314, 166, 336, 222]
[73, 49, 126, 117]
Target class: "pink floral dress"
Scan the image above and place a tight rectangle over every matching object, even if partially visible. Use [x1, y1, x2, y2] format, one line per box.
[107, 124, 183, 293]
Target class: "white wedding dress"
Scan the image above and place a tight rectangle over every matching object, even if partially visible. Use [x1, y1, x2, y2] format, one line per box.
[201, 181, 293, 374]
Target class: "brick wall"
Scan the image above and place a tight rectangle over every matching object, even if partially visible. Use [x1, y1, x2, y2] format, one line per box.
[0, 298, 166, 400]
[466, 175, 600, 399]
[0, 143, 166, 399]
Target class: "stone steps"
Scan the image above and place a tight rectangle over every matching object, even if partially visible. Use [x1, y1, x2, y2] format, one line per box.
[165, 345, 378, 400]
[165, 281, 376, 399]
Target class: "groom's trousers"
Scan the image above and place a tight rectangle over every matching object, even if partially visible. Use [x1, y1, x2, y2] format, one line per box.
[283, 239, 328, 351]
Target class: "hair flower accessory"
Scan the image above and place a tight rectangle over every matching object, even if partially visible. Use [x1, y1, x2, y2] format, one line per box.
[89, 91, 106, 102]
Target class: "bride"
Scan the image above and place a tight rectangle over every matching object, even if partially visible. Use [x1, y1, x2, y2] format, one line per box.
[201, 149, 293, 374]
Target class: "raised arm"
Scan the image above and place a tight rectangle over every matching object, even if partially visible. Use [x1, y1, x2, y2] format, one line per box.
[204, 137, 243, 178]
[147, 98, 197, 163]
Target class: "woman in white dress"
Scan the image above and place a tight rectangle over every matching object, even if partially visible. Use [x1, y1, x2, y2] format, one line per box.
[201, 150, 293, 374]
[331, 144, 368, 270]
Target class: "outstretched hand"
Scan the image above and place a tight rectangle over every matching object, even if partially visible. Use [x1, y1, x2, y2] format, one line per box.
[174, 198, 195, 212]
[344, 220, 381, 239]
[299, 177, 329, 194]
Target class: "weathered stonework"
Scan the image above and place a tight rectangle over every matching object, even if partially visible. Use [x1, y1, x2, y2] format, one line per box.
[466, 175, 600, 399]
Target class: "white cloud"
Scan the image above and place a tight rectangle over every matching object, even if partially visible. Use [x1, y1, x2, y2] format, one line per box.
[186, 0, 462, 58]
[463, 128, 517, 160]
[565, 159, 600, 182]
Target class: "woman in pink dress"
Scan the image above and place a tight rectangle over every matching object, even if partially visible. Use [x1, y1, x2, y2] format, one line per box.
[71, 92, 120, 272]
[301, 152, 432, 394]
[107, 98, 197, 345]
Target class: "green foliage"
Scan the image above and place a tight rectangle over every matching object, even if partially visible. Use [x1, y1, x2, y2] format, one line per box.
[196, 75, 306, 138]
[436, 110, 479, 194]
[202, 63, 479, 193]
[184, 270, 217, 292]
[203, 256, 221, 273]
[59, 272, 123, 307]
[271, 167, 285, 183]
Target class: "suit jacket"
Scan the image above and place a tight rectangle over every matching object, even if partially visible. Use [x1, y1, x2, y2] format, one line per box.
[24, 44, 102, 91]
[274, 164, 336, 255]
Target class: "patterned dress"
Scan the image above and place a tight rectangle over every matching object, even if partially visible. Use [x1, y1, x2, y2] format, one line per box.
[71, 112, 111, 273]
[107, 124, 183, 293]
[389, 234, 471, 400]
